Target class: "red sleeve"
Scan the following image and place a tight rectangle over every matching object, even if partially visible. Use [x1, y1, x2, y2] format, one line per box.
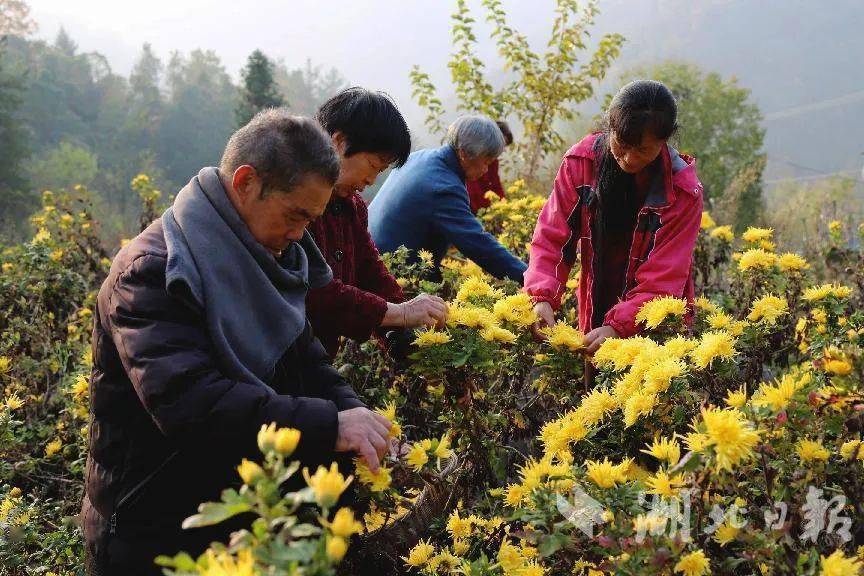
[306, 279, 390, 344]
[353, 197, 405, 304]
[524, 156, 586, 309]
[604, 185, 704, 337]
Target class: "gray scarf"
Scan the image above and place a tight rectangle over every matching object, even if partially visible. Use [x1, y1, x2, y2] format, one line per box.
[161, 167, 332, 392]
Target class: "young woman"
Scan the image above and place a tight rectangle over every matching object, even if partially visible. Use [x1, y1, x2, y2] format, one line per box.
[307, 87, 447, 358]
[525, 80, 703, 354]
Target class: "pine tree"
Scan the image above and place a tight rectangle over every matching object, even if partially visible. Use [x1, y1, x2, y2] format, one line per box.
[0, 38, 33, 240]
[235, 49, 284, 127]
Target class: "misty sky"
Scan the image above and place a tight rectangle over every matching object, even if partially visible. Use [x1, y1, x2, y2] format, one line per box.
[24, 0, 864, 180]
[26, 1, 560, 120]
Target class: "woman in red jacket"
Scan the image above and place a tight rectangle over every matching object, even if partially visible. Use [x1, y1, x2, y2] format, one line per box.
[525, 80, 703, 354]
[466, 120, 513, 214]
[308, 88, 447, 358]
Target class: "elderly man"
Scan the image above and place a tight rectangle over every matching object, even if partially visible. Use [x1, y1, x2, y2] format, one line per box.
[368, 115, 527, 283]
[82, 110, 391, 575]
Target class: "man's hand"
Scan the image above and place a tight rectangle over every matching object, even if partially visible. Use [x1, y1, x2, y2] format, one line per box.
[384, 294, 448, 329]
[583, 325, 619, 355]
[531, 301, 555, 340]
[335, 407, 392, 472]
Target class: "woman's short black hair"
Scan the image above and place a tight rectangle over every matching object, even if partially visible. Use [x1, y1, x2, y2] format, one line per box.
[316, 87, 412, 168]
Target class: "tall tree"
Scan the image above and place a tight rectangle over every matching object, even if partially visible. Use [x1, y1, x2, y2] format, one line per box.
[274, 58, 346, 117]
[0, 38, 32, 240]
[53, 26, 76, 56]
[410, 0, 625, 182]
[159, 49, 236, 185]
[235, 49, 284, 127]
[0, 0, 36, 37]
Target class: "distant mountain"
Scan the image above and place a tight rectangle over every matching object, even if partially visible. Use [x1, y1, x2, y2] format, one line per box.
[590, 0, 864, 182]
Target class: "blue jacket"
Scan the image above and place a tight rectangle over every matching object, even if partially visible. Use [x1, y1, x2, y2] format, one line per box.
[368, 145, 527, 284]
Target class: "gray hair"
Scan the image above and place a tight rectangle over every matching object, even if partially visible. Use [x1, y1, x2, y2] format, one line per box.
[445, 115, 505, 159]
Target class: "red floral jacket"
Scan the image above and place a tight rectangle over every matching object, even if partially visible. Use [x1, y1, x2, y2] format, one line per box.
[306, 193, 405, 357]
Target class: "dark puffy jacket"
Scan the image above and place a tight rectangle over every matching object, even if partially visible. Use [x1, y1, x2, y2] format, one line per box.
[82, 219, 363, 575]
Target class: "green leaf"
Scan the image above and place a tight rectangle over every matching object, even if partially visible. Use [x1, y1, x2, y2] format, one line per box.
[289, 523, 322, 538]
[181, 491, 253, 529]
[154, 551, 198, 570]
[537, 532, 569, 557]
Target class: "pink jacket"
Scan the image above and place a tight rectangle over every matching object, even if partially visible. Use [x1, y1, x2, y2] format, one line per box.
[525, 133, 703, 337]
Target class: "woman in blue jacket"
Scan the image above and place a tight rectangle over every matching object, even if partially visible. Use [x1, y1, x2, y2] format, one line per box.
[368, 115, 527, 284]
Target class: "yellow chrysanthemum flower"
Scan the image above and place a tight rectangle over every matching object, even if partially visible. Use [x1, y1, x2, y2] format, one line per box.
[700, 211, 716, 230]
[742, 227, 773, 243]
[777, 252, 809, 272]
[623, 391, 657, 427]
[840, 440, 864, 461]
[643, 357, 687, 394]
[737, 248, 777, 272]
[236, 458, 265, 486]
[633, 512, 668, 534]
[824, 359, 853, 376]
[674, 549, 710, 576]
[694, 296, 721, 315]
[433, 436, 453, 459]
[725, 386, 747, 409]
[803, 283, 853, 302]
[413, 328, 452, 347]
[303, 462, 353, 508]
[493, 293, 537, 327]
[698, 407, 760, 472]
[405, 442, 430, 472]
[201, 548, 255, 576]
[447, 305, 497, 329]
[820, 549, 862, 576]
[575, 388, 617, 427]
[585, 457, 628, 489]
[747, 294, 788, 325]
[4, 393, 24, 411]
[480, 326, 518, 344]
[327, 535, 349, 562]
[683, 431, 710, 452]
[752, 374, 802, 412]
[327, 507, 363, 538]
[714, 522, 740, 546]
[455, 277, 503, 302]
[403, 539, 436, 567]
[645, 470, 685, 498]
[446, 509, 474, 539]
[417, 249, 434, 265]
[44, 438, 63, 458]
[355, 460, 392, 492]
[542, 322, 584, 351]
[635, 296, 688, 329]
[709, 225, 734, 242]
[690, 331, 736, 369]
[375, 401, 402, 438]
[796, 439, 830, 463]
[641, 437, 681, 465]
